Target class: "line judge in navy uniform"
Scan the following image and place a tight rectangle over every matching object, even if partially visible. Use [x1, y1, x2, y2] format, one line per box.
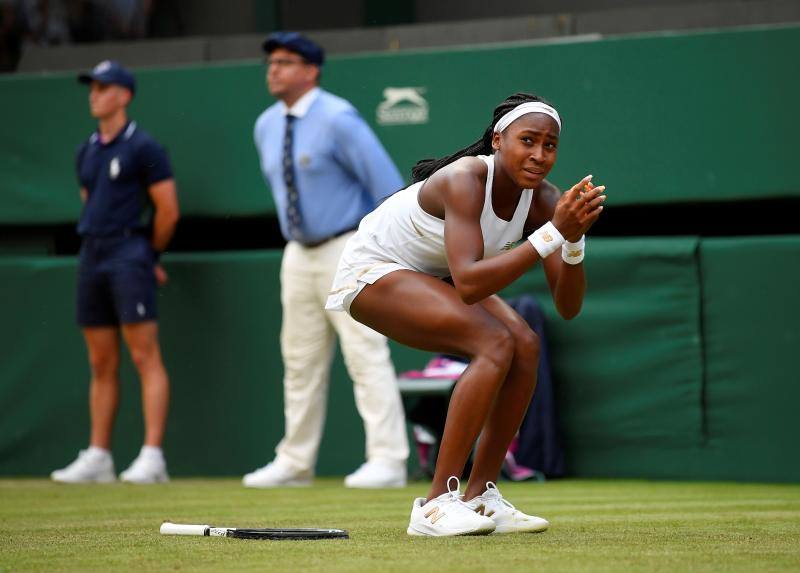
[243, 32, 409, 488]
[51, 61, 179, 485]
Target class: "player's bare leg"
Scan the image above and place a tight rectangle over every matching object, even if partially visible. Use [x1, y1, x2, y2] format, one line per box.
[464, 295, 540, 499]
[350, 270, 515, 501]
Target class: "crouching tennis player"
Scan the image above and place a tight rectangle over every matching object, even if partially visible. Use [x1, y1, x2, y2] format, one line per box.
[326, 93, 606, 536]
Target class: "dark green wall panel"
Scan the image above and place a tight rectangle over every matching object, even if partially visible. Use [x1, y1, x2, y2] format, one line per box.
[503, 238, 705, 476]
[2, 237, 799, 481]
[698, 237, 800, 481]
[0, 252, 420, 477]
[2, 25, 798, 224]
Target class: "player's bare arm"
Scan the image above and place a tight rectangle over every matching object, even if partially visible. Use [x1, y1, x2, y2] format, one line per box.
[533, 176, 606, 319]
[440, 162, 543, 305]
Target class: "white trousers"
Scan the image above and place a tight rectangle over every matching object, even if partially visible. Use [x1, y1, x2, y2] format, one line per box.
[275, 232, 409, 473]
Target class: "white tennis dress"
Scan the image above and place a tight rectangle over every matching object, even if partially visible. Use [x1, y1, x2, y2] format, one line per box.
[325, 155, 534, 313]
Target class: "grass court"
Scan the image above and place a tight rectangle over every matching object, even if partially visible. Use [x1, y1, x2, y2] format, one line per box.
[1, 478, 799, 572]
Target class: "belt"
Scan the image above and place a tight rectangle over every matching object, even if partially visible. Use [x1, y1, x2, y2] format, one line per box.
[81, 228, 147, 240]
[298, 226, 357, 249]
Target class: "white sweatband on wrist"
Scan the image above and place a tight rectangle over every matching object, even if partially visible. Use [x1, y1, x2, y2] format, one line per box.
[562, 235, 586, 265]
[527, 221, 565, 259]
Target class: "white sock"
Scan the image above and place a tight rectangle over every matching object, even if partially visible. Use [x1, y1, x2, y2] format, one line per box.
[140, 445, 164, 459]
[87, 446, 111, 458]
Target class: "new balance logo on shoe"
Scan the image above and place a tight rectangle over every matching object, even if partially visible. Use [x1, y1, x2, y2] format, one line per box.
[424, 506, 445, 524]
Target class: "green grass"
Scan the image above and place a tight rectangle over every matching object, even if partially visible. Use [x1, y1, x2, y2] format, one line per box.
[1, 478, 799, 572]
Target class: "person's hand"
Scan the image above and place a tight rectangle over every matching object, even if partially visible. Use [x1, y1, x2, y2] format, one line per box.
[154, 263, 168, 287]
[552, 175, 606, 242]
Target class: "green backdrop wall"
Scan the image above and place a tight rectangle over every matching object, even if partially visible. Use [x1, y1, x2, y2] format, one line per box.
[1, 25, 798, 481]
[1, 237, 798, 481]
[1, 25, 798, 223]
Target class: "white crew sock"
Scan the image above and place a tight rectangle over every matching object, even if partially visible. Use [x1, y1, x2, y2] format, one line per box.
[87, 446, 111, 458]
[140, 445, 164, 459]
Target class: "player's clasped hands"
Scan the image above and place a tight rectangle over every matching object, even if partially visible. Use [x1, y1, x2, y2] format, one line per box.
[552, 174, 606, 242]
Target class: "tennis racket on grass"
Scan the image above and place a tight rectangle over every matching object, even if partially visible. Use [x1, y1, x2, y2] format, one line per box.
[160, 521, 349, 540]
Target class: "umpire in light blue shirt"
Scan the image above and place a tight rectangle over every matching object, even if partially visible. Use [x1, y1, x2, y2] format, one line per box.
[244, 32, 409, 489]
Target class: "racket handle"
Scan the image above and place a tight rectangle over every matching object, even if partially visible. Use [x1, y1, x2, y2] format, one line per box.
[160, 522, 211, 536]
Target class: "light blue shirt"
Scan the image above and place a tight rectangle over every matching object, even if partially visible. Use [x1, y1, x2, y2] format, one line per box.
[254, 88, 404, 243]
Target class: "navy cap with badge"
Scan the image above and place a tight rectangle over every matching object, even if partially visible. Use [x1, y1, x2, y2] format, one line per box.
[78, 60, 136, 95]
[262, 31, 325, 66]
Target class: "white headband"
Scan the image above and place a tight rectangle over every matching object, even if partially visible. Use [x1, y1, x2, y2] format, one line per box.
[493, 101, 562, 134]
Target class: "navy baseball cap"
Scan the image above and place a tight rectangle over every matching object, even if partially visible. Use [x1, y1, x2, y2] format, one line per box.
[78, 60, 136, 94]
[262, 31, 325, 66]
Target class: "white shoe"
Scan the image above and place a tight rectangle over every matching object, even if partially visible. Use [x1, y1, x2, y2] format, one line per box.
[407, 476, 496, 537]
[120, 447, 169, 484]
[51, 449, 116, 484]
[242, 460, 312, 488]
[464, 481, 549, 533]
[345, 460, 407, 488]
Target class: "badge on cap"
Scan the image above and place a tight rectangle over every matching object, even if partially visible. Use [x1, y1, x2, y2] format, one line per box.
[94, 60, 112, 74]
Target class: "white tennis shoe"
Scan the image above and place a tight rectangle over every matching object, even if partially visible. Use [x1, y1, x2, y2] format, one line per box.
[120, 447, 169, 484]
[345, 460, 406, 488]
[242, 460, 312, 488]
[51, 448, 116, 484]
[464, 481, 549, 533]
[407, 476, 496, 537]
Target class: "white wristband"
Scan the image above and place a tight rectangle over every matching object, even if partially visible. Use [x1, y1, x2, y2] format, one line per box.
[527, 221, 565, 259]
[562, 235, 586, 265]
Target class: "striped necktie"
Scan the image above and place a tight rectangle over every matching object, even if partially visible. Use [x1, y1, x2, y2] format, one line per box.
[283, 114, 303, 241]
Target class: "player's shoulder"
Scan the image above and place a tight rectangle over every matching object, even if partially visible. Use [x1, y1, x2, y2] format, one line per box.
[442, 156, 488, 186]
[436, 157, 488, 207]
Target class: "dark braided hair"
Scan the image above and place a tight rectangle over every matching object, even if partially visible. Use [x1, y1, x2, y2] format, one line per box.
[411, 92, 555, 183]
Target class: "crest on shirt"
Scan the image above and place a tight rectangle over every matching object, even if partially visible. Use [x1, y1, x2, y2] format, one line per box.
[376, 87, 429, 126]
[109, 157, 121, 180]
[298, 154, 311, 168]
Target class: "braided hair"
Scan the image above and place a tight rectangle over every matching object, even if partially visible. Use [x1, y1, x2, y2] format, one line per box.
[410, 92, 555, 183]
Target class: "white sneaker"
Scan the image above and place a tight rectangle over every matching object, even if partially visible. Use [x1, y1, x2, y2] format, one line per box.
[464, 481, 549, 533]
[407, 476, 496, 537]
[51, 449, 116, 484]
[120, 447, 169, 484]
[242, 460, 312, 488]
[345, 460, 407, 488]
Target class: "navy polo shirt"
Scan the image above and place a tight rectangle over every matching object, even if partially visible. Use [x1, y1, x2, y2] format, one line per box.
[76, 121, 172, 237]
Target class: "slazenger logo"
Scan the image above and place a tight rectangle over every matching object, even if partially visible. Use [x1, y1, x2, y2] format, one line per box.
[376, 87, 429, 125]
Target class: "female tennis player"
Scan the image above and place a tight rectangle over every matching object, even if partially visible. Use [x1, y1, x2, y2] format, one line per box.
[326, 93, 606, 536]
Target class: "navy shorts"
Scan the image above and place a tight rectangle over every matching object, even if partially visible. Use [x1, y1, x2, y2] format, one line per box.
[77, 234, 158, 327]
